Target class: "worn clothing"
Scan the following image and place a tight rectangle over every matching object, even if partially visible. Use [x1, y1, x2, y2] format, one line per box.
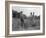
[20, 14, 24, 28]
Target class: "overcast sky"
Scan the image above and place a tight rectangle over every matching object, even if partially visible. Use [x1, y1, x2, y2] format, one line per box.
[12, 6, 40, 17]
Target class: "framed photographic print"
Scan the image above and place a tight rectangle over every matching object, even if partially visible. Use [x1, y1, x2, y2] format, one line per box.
[5, 1, 45, 37]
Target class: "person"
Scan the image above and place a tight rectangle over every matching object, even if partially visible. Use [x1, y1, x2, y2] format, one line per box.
[30, 12, 33, 21]
[20, 11, 24, 28]
[30, 12, 34, 21]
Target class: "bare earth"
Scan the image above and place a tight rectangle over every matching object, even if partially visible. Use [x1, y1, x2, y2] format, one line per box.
[12, 18, 40, 31]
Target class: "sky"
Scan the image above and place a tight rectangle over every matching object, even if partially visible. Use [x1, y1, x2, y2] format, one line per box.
[12, 6, 40, 17]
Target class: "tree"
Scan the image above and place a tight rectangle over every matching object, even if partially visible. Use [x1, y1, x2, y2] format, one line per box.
[12, 10, 18, 18]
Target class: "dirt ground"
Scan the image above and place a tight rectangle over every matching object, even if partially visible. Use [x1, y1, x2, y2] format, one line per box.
[12, 18, 40, 31]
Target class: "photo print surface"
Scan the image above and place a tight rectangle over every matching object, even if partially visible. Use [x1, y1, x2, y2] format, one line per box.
[12, 5, 40, 31]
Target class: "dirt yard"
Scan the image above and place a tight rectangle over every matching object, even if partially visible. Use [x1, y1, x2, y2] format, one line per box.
[12, 18, 40, 31]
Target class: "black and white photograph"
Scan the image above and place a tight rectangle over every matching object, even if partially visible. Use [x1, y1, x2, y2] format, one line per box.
[5, 1, 45, 37]
[12, 6, 40, 31]
[7, 2, 45, 36]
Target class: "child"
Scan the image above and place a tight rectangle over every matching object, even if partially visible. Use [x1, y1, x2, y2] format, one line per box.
[20, 11, 24, 28]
